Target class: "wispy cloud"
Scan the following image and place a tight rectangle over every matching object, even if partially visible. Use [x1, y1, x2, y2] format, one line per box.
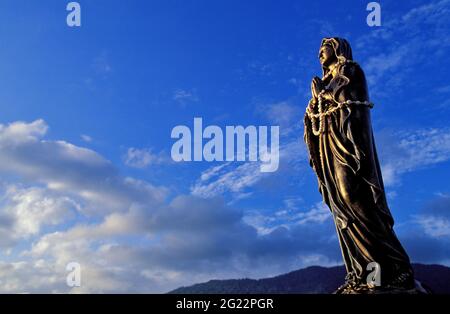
[190, 139, 306, 200]
[92, 53, 113, 76]
[256, 100, 302, 136]
[414, 215, 450, 238]
[191, 161, 265, 200]
[378, 128, 450, 186]
[173, 89, 199, 106]
[414, 194, 450, 238]
[80, 134, 92, 143]
[243, 202, 331, 235]
[124, 147, 169, 169]
[191, 100, 306, 200]
[356, 0, 450, 98]
[396, 194, 450, 265]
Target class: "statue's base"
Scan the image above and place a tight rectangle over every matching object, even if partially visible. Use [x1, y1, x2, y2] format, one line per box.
[334, 280, 431, 295]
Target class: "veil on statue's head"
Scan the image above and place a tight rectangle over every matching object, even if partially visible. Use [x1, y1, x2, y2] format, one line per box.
[320, 37, 353, 77]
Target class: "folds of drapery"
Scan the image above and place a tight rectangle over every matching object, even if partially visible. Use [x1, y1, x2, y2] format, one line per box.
[305, 111, 385, 221]
[304, 62, 394, 228]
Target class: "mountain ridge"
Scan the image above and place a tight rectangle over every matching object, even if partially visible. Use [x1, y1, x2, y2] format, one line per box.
[168, 264, 450, 294]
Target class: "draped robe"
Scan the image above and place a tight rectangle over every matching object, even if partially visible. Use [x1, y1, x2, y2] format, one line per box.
[304, 59, 413, 285]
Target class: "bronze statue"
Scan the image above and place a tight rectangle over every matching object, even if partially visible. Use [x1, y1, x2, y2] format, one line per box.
[304, 38, 416, 293]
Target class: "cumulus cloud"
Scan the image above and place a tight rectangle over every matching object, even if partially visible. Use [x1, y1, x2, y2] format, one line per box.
[0, 119, 342, 293]
[0, 118, 448, 292]
[0, 0, 449, 294]
[2, 194, 338, 293]
[0, 120, 167, 214]
[0, 184, 78, 248]
[0, 119, 47, 145]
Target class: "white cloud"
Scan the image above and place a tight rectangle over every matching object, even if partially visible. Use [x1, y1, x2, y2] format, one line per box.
[257, 101, 302, 136]
[243, 202, 330, 235]
[0, 119, 47, 145]
[0, 183, 338, 293]
[1, 118, 447, 292]
[0, 184, 78, 247]
[173, 89, 199, 105]
[0, 120, 167, 214]
[401, 0, 450, 23]
[379, 128, 450, 186]
[414, 215, 450, 238]
[0, 0, 449, 293]
[124, 147, 168, 169]
[80, 134, 92, 143]
[93, 53, 113, 75]
[364, 46, 409, 86]
[191, 100, 306, 200]
[191, 139, 306, 200]
[356, 0, 450, 97]
[410, 194, 450, 239]
[0, 120, 339, 292]
[191, 161, 264, 199]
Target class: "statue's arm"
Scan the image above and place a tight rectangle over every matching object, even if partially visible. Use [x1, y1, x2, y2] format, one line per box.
[340, 63, 369, 102]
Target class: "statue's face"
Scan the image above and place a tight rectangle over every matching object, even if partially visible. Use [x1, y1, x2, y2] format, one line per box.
[319, 44, 335, 66]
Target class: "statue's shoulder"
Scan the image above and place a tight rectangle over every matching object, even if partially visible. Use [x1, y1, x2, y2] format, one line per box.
[339, 61, 365, 79]
[338, 60, 359, 71]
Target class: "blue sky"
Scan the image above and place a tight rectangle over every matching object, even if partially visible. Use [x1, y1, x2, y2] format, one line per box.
[0, 0, 449, 292]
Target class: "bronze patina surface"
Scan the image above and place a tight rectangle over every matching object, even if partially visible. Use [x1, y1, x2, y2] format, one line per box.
[304, 38, 418, 294]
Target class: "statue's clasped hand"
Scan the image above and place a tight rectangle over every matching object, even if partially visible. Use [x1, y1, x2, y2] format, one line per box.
[311, 76, 324, 100]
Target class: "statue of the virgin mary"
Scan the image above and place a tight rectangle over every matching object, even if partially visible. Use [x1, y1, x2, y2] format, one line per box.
[304, 38, 416, 293]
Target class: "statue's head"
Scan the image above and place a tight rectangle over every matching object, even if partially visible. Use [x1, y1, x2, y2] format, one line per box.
[319, 43, 336, 67]
[319, 38, 353, 76]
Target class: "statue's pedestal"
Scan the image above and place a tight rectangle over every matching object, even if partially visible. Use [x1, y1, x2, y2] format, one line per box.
[335, 280, 431, 294]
